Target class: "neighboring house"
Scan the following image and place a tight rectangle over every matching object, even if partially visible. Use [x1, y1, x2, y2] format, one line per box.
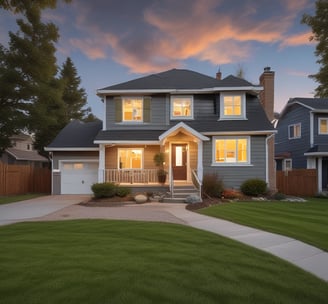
[275, 97, 328, 192]
[46, 68, 276, 195]
[1, 133, 48, 167]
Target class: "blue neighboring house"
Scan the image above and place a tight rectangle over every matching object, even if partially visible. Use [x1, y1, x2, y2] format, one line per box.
[46, 68, 276, 195]
[275, 97, 328, 192]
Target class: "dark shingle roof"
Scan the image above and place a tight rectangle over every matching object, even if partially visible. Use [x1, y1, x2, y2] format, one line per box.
[6, 148, 48, 162]
[47, 120, 102, 149]
[99, 69, 257, 91]
[306, 145, 328, 153]
[288, 98, 328, 110]
[95, 130, 164, 141]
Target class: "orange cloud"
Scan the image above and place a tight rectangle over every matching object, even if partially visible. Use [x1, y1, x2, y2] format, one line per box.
[280, 31, 313, 48]
[69, 38, 107, 59]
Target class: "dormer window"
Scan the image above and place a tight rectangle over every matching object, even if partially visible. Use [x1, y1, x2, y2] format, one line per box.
[220, 92, 246, 119]
[170, 96, 193, 120]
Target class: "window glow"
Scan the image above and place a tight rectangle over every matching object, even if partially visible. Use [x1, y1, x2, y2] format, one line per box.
[123, 98, 143, 121]
[319, 118, 328, 134]
[171, 96, 193, 119]
[118, 148, 143, 169]
[215, 138, 248, 163]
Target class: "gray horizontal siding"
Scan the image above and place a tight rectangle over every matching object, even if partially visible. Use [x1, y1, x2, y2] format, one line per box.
[275, 104, 310, 168]
[203, 136, 267, 189]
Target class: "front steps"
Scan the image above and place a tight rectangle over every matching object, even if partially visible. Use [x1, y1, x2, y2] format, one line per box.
[163, 184, 200, 203]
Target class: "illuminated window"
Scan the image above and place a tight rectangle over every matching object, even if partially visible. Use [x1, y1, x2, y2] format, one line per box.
[171, 96, 193, 119]
[118, 148, 143, 169]
[220, 93, 245, 119]
[123, 98, 143, 122]
[288, 123, 301, 139]
[319, 118, 328, 134]
[213, 137, 249, 164]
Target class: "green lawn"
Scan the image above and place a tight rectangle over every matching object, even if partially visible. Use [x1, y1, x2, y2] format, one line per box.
[198, 199, 328, 251]
[0, 194, 44, 205]
[0, 220, 327, 304]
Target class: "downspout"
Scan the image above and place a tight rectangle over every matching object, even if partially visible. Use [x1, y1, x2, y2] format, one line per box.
[265, 133, 275, 185]
[310, 111, 314, 147]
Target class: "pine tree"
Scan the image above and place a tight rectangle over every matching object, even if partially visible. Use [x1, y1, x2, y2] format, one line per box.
[2, 2, 66, 156]
[302, 0, 328, 97]
[59, 57, 89, 122]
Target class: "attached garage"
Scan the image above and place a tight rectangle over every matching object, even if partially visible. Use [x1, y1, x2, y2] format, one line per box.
[60, 161, 98, 194]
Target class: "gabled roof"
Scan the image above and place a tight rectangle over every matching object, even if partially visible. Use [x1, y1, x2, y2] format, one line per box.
[6, 148, 48, 162]
[46, 120, 102, 151]
[97, 69, 261, 95]
[280, 97, 328, 117]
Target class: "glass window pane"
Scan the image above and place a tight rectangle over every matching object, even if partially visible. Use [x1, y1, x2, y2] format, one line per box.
[320, 119, 328, 134]
[123, 98, 143, 121]
[172, 97, 192, 117]
[215, 138, 248, 163]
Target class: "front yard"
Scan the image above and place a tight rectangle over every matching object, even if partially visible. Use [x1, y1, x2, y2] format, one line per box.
[198, 199, 328, 251]
[0, 220, 327, 304]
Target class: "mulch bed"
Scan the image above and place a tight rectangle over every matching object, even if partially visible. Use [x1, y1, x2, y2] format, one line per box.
[79, 196, 136, 207]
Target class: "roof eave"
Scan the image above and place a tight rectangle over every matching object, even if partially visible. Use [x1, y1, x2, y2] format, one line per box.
[44, 147, 99, 152]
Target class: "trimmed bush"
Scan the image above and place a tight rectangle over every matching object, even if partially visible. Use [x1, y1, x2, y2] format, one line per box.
[202, 173, 224, 198]
[91, 183, 117, 198]
[240, 178, 267, 196]
[116, 186, 131, 197]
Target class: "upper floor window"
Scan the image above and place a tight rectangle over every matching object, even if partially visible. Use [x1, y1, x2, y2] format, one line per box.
[118, 148, 143, 169]
[319, 118, 328, 134]
[115, 96, 151, 123]
[220, 93, 246, 119]
[171, 96, 193, 119]
[123, 97, 143, 122]
[288, 123, 301, 139]
[213, 136, 250, 165]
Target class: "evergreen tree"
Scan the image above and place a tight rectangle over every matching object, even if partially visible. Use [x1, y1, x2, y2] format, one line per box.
[59, 57, 89, 122]
[2, 2, 66, 156]
[302, 0, 328, 97]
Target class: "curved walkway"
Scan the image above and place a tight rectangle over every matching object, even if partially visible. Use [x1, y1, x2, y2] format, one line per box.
[0, 195, 327, 282]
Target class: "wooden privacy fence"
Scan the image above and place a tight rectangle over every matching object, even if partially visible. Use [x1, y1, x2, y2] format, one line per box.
[276, 169, 317, 197]
[0, 162, 51, 195]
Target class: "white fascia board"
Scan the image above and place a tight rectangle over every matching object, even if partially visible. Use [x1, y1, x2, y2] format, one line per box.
[93, 140, 160, 145]
[304, 152, 328, 156]
[96, 86, 262, 96]
[311, 109, 328, 113]
[159, 122, 210, 141]
[202, 130, 277, 136]
[44, 147, 99, 151]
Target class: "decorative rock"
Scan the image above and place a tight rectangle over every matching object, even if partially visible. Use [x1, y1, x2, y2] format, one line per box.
[134, 194, 148, 204]
[185, 194, 202, 204]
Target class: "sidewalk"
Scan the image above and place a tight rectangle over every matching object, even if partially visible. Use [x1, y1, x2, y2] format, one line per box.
[165, 204, 328, 282]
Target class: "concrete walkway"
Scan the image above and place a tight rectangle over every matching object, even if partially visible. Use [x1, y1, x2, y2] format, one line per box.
[0, 196, 327, 282]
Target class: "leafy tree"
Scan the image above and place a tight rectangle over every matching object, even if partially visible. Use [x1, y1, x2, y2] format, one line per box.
[302, 0, 328, 97]
[59, 57, 90, 122]
[0, 0, 71, 13]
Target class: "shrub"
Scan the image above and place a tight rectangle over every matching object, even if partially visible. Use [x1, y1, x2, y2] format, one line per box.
[202, 173, 224, 198]
[222, 189, 244, 200]
[91, 183, 117, 198]
[116, 186, 131, 197]
[240, 178, 267, 196]
[271, 192, 287, 201]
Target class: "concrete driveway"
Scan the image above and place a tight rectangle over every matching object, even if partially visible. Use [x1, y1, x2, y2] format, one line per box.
[0, 195, 90, 226]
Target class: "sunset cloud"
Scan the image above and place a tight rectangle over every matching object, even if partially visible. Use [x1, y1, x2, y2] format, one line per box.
[53, 0, 314, 74]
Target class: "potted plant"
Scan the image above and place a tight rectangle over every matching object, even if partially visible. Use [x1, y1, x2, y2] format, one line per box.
[153, 152, 167, 184]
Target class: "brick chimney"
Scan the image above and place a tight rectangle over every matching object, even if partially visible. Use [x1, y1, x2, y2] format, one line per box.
[259, 67, 275, 122]
[216, 68, 222, 80]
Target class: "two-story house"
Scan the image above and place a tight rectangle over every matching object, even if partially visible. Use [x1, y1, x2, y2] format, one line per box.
[275, 97, 328, 193]
[46, 68, 276, 195]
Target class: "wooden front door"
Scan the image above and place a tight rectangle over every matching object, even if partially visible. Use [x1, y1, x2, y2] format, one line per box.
[172, 144, 187, 180]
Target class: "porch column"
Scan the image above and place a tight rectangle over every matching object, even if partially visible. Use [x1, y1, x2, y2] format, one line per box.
[318, 157, 322, 193]
[197, 139, 203, 182]
[98, 144, 105, 183]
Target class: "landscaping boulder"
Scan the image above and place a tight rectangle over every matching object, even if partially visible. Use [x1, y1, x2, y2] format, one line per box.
[185, 194, 202, 204]
[134, 194, 148, 204]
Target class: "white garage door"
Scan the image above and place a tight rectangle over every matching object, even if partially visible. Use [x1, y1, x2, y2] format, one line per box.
[61, 161, 98, 194]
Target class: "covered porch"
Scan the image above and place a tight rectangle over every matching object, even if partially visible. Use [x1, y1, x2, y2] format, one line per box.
[96, 122, 209, 192]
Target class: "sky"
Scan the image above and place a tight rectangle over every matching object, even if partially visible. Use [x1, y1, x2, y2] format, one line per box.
[0, 0, 319, 119]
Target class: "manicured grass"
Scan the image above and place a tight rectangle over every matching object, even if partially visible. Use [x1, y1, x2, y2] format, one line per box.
[0, 193, 45, 205]
[199, 199, 328, 251]
[0, 220, 327, 304]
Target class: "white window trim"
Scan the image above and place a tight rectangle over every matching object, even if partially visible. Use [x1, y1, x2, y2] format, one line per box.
[283, 158, 292, 171]
[170, 95, 194, 120]
[318, 117, 328, 135]
[288, 123, 301, 139]
[219, 92, 246, 120]
[117, 148, 144, 169]
[211, 136, 251, 166]
[122, 97, 144, 123]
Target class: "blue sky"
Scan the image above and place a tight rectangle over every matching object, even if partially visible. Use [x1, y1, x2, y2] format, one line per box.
[0, 0, 318, 119]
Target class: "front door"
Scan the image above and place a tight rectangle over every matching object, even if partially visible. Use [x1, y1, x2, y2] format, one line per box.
[172, 144, 187, 180]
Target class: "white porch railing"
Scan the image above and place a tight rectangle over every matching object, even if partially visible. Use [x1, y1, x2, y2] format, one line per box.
[191, 169, 202, 198]
[104, 169, 158, 184]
